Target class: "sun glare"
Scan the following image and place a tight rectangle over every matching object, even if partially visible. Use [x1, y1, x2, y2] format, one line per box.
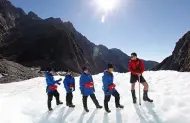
[91, 0, 119, 23]
[97, 0, 116, 11]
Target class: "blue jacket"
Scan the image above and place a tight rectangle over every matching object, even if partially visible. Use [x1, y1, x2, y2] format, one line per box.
[102, 71, 116, 95]
[45, 72, 59, 92]
[63, 75, 75, 93]
[80, 73, 95, 96]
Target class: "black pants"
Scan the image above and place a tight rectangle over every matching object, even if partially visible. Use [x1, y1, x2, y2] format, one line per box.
[66, 92, 73, 105]
[83, 94, 99, 108]
[104, 90, 120, 110]
[130, 74, 146, 83]
[47, 90, 60, 108]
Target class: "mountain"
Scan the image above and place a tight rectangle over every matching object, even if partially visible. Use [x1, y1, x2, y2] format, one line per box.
[0, 0, 158, 77]
[1, 71, 190, 123]
[0, 0, 25, 38]
[153, 31, 190, 71]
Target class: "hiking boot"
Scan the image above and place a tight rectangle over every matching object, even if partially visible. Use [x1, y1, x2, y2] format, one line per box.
[48, 107, 53, 111]
[96, 105, 103, 109]
[84, 107, 89, 112]
[131, 90, 137, 104]
[116, 105, 124, 109]
[68, 104, 75, 108]
[143, 90, 153, 103]
[57, 101, 63, 105]
[105, 109, 111, 113]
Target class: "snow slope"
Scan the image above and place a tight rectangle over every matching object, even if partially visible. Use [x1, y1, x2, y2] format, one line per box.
[0, 71, 190, 123]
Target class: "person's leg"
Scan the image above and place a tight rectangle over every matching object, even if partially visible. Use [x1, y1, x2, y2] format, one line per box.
[83, 96, 89, 112]
[131, 83, 136, 90]
[112, 90, 124, 108]
[47, 92, 53, 110]
[67, 92, 75, 107]
[140, 76, 153, 102]
[112, 90, 120, 107]
[90, 94, 102, 108]
[131, 89, 137, 104]
[66, 93, 69, 106]
[66, 92, 73, 106]
[70, 92, 73, 105]
[130, 75, 138, 103]
[53, 90, 63, 105]
[104, 95, 111, 112]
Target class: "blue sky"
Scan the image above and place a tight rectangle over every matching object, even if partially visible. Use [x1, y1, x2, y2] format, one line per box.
[10, 0, 190, 62]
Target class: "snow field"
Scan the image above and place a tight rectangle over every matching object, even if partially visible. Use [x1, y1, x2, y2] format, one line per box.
[0, 71, 190, 123]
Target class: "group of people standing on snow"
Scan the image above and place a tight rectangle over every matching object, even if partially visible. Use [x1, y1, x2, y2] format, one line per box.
[45, 52, 153, 113]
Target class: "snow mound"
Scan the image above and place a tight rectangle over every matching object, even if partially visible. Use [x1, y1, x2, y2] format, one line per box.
[0, 71, 190, 123]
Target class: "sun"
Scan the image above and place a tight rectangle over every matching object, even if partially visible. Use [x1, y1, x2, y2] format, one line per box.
[97, 0, 116, 12]
[91, 0, 119, 23]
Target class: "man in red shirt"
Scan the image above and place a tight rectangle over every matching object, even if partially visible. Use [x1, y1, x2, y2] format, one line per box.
[128, 52, 153, 104]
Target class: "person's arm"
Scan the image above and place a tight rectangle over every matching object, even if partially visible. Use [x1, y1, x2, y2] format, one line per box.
[140, 60, 145, 74]
[64, 78, 71, 92]
[80, 76, 84, 94]
[45, 72, 53, 86]
[128, 62, 137, 74]
[89, 75, 95, 92]
[103, 74, 109, 92]
[90, 75, 94, 82]
[73, 77, 75, 91]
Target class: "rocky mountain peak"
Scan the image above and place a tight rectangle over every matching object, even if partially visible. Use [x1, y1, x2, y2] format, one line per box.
[28, 11, 41, 20]
[153, 31, 190, 71]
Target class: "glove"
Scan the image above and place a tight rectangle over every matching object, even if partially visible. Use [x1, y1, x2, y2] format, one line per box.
[70, 87, 74, 92]
[80, 90, 83, 95]
[58, 78, 62, 81]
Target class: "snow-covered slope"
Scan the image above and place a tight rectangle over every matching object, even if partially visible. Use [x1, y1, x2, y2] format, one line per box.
[0, 71, 190, 123]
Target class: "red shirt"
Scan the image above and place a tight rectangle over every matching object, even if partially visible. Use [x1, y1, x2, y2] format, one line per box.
[128, 59, 145, 75]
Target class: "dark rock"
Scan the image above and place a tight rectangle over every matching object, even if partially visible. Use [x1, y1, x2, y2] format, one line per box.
[0, 59, 39, 83]
[153, 31, 190, 71]
[28, 11, 41, 20]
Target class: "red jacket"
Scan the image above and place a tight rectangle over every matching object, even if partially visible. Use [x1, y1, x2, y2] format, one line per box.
[128, 59, 145, 75]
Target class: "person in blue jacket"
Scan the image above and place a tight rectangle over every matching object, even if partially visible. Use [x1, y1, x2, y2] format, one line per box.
[45, 68, 63, 111]
[63, 69, 75, 108]
[102, 64, 124, 113]
[80, 67, 102, 112]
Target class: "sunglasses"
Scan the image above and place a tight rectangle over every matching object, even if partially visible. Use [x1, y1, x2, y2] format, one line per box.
[131, 56, 135, 58]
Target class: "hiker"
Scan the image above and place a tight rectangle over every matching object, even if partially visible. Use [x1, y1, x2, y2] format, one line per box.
[128, 52, 153, 104]
[102, 63, 124, 113]
[79, 67, 102, 112]
[63, 69, 75, 108]
[45, 68, 63, 111]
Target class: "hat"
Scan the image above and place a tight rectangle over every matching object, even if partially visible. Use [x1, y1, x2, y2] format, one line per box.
[107, 63, 114, 69]
[65, 69, 71, 73]
[131, 52, 137, 57]
[46, 68, 52, 72]
[82, 67, 88, 71]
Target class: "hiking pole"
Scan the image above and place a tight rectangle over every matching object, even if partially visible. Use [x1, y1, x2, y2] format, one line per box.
[138, 76, 141, 105]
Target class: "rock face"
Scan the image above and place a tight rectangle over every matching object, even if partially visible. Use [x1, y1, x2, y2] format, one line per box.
[0, 0, 158, 79]
[153, 31, 190, 71]
[0, 0, 25, 38]
[0, 59, 39, 83]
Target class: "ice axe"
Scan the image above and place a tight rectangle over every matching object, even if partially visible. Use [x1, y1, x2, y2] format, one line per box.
[138, 76, 141, 105]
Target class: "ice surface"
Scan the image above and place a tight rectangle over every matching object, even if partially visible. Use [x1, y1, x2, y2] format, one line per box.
[0, 71, 190, 123]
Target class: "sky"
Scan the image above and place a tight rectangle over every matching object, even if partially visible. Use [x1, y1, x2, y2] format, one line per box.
[10, 0, 190, 62]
